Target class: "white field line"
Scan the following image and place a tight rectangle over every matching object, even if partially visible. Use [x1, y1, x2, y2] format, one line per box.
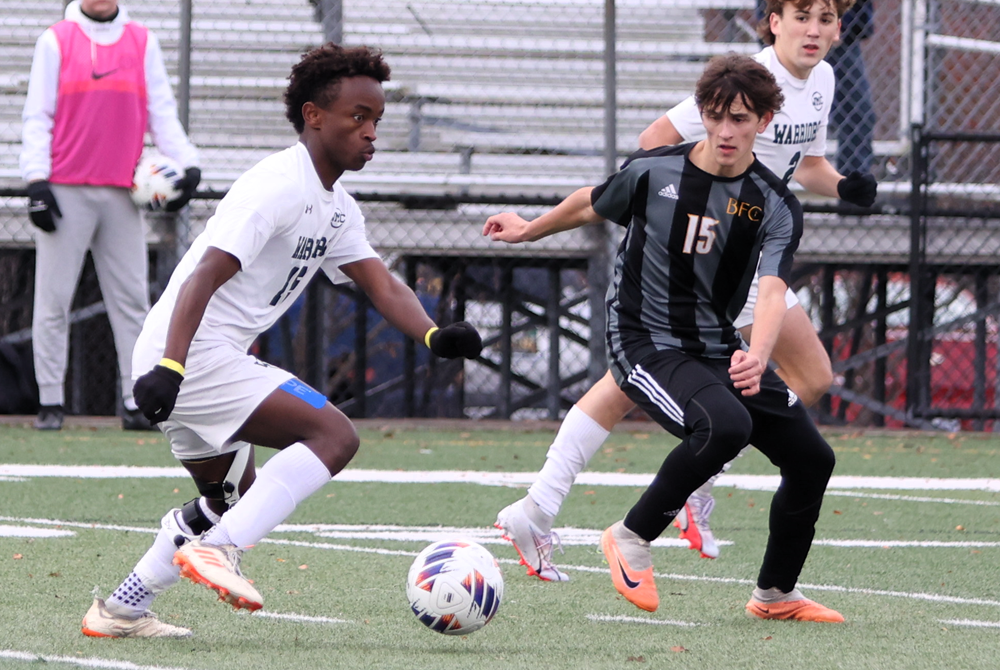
[939, 619, 1000, 628]
[4, 515, 999, 610]
[814, 539, 1000, 548]
[824, 490, 1000, 506]
[5, 464, 1000, 493]
[3, 516, 998, 552]
[250, 611, 352, 624]
[0, 525, 74, 537]
[586, 613, 702, 627]
[0, 650, 193, 670]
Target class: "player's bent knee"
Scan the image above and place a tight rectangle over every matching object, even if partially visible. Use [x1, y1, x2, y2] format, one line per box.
[308, 418, 360, 475]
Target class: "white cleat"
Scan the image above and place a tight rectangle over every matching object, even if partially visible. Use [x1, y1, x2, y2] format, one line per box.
[495, 498, 570, 582]
[674, 491, 720, 559]
[173, 539, 263, 611]
[81, 598, 192, 638]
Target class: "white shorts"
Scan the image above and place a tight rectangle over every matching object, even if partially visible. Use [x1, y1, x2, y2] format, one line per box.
[733, 273, 800, 330]
[141, 343, 295, 461]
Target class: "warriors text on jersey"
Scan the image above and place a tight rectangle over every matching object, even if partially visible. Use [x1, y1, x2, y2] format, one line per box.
[133, 142, 379, 372]
[593, 144, 803, 374]
[665, 46, 834, 184]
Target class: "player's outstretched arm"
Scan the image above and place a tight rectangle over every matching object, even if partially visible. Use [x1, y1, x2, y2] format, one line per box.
[340, 258, 482, 359]
[134, 247, 241, 423]
[483, 187, 601, 243]
[794, 156, 877, 207]
[730, 275, 788, 397]
[638, 114, 684, 150]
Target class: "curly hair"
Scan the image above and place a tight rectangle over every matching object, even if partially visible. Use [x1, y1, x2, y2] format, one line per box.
[694, 54, 785, 119]
[757, 0, 856, 45]
[284, 43, 391, 134]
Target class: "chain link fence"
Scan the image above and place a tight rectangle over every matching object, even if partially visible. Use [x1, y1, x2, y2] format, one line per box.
[0, 0, 998, 427]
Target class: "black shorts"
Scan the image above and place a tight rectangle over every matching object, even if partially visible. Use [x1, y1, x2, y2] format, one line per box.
[619, 349, 798, 437]
[618, 348, 830, 476]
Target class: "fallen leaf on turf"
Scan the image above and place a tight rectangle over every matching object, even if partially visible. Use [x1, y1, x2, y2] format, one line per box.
[298, 564, 308, 570]
[833, 510, 842, 514]
[762, 636, 773, 641]
[173, 488, 179, 493]
[13, 554, 23, 560]
[117, 494, 123, 499]
[956, 525, 964, 531]
[584, 490, 595, 495]
[626, 655, 645, 662]
[671, 646, 687, 653]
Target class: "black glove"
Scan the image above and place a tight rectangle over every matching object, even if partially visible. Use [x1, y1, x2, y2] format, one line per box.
[836, 171, 878, 207]
[428, 322, 483, 359]
[133, 365, 184, 424]
[27, 180, 62, 232]
[165, 167, 201, 212]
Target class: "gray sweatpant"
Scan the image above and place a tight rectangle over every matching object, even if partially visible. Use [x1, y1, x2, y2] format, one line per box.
[32, 184, 150, 408]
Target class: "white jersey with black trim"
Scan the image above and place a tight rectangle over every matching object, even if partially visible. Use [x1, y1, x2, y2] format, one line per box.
[134, 142, 379, 373]
[664, 46, 834, 184]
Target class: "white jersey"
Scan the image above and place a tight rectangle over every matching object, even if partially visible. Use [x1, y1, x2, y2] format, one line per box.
[665, 46, 834, 183]
[134, 142, 379, 372]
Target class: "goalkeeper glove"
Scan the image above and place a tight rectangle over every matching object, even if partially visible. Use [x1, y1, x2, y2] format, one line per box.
[426, 322, 483, 359]
[165, 167, 202, 212]
[836, 171, 878, 207]
[27, 180, 61, 232]
[133, 363, 184, 424]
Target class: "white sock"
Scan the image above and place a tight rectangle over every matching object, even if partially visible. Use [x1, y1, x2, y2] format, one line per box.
[528, 405, 611, 519]
[752, 586, 804, 603]
[204, 443, 331, 549]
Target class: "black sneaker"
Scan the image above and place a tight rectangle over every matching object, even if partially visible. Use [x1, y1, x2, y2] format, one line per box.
[122, 407, 155, 431]
[34, 404, 64, 431]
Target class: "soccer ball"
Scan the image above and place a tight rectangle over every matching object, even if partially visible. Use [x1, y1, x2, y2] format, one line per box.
[406, 539, 504, 635]
[131, 153, 182, 209]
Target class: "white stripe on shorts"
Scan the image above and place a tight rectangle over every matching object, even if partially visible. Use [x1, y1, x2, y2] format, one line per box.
[627, 364, 685, 426]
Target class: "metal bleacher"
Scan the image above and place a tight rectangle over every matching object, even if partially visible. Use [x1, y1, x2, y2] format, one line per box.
[0, 0, 764, 251]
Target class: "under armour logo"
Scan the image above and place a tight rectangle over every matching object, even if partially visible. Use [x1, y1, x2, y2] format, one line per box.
[812, 91, 823, 111]
[788, 389, 799, 407]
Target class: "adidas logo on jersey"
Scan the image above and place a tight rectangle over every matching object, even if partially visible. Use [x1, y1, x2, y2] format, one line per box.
[657, 184, 679, 200]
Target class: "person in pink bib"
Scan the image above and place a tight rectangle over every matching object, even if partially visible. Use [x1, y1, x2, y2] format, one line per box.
[20, 0, 200, 431]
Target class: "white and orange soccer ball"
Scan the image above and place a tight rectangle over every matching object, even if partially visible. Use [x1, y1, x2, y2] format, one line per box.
[131, 153, 182, 209]
[406, 539, 504, 635]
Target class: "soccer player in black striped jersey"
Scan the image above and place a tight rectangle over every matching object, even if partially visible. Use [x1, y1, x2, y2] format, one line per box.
[485, 55, 843, 622]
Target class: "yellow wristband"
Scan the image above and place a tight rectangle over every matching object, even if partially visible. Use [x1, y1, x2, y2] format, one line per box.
[423, 327, 439, 349]
[158, 358, 185, 376]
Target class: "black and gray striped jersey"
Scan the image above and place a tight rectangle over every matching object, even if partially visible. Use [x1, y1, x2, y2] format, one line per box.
[592, 143, 802, 367]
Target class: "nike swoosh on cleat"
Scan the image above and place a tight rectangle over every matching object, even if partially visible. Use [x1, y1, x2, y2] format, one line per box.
[616, 558, 641, 589]
[753, 604, 770, 614]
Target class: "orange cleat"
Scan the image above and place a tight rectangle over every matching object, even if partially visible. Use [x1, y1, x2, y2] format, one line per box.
[174, 539, 263, 611]
[745, 597, 844, 623]
[600, 522, 659, 612]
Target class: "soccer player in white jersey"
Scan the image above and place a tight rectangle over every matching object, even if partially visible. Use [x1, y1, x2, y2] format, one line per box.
[489, 0, 877, 582]
[81, 44, 483, 639]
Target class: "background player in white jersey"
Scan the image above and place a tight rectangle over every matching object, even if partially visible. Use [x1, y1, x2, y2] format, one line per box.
[81, 44, 482, 638]
[488, 0, 877, 581]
